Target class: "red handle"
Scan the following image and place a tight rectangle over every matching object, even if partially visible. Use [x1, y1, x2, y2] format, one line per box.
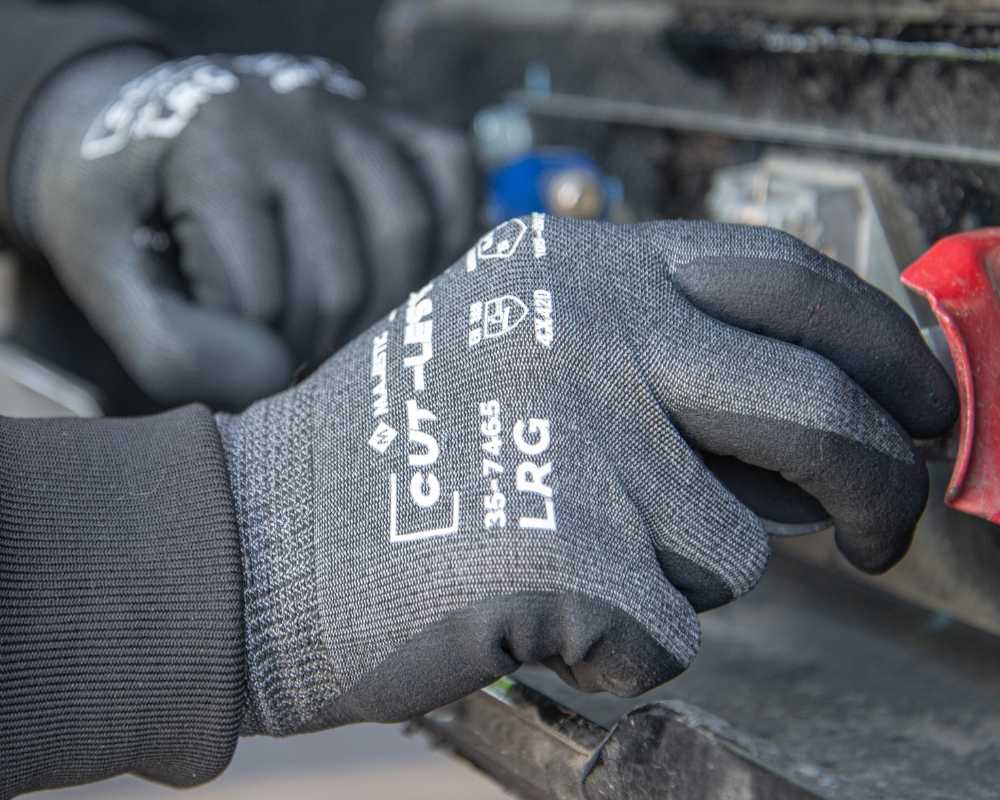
[901, 229, 1000, 526]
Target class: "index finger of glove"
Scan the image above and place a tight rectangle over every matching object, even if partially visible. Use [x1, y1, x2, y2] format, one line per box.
[641, 301, 927, 574]
[323, 103, 433, 328]
[274, 167, 366, 362]
[662, 222, 957, 439]
[376, 111, 479, 268]
[164, 147, 284, 324]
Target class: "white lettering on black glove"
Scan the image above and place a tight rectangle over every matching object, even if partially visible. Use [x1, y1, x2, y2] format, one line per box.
[13, 50, 475, 409]
[217, 215, 956, 736]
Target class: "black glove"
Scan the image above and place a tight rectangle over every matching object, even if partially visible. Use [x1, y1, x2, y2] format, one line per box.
[11, 49, 476, 409]
[218, 216, 956, 735]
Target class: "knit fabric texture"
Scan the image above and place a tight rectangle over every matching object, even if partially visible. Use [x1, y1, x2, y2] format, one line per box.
[218, 215, 946, 737]
[0, 405, 246, 799]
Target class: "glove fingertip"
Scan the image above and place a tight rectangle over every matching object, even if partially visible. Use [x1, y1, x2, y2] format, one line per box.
[137, 295, 295, 411]
[908, 367, 960, 440]
[832, 468, 926, 575]
[835, 526, 916, 574]
[551, 633, 691, 698]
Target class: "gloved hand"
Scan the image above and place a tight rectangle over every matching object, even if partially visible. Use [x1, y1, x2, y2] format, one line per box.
[217, 215, 956, 735]
[11, 49, 476, 409]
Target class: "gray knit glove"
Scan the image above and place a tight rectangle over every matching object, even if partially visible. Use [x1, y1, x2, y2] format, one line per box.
[217, 215, 956, 736]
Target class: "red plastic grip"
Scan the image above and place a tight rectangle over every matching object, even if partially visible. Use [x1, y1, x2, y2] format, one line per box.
[901, 229, 1000, 526]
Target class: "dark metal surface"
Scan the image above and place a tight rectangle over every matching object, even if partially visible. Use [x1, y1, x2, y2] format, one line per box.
[420, 556, 1000, 799]
[666, 0, 1000, 24]
[513, 91, 1000, 168]
[524, 556, 1000, 800]
[417, 679, 604, 800]
[417, 662, 821, 799]
[581, 704, 819, 800]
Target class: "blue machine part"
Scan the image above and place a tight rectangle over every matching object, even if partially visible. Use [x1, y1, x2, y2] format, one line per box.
[486, 149, 619, 223]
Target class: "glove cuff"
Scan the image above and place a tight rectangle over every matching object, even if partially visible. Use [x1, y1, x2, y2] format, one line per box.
[216, 383, 338, 738]
[0, 405, 246, 798]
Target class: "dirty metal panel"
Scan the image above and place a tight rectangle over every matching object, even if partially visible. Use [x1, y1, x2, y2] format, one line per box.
[514, 556, 1000, 800]
[667, 0, 1000, 23]
[417, 668, 822, 799]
